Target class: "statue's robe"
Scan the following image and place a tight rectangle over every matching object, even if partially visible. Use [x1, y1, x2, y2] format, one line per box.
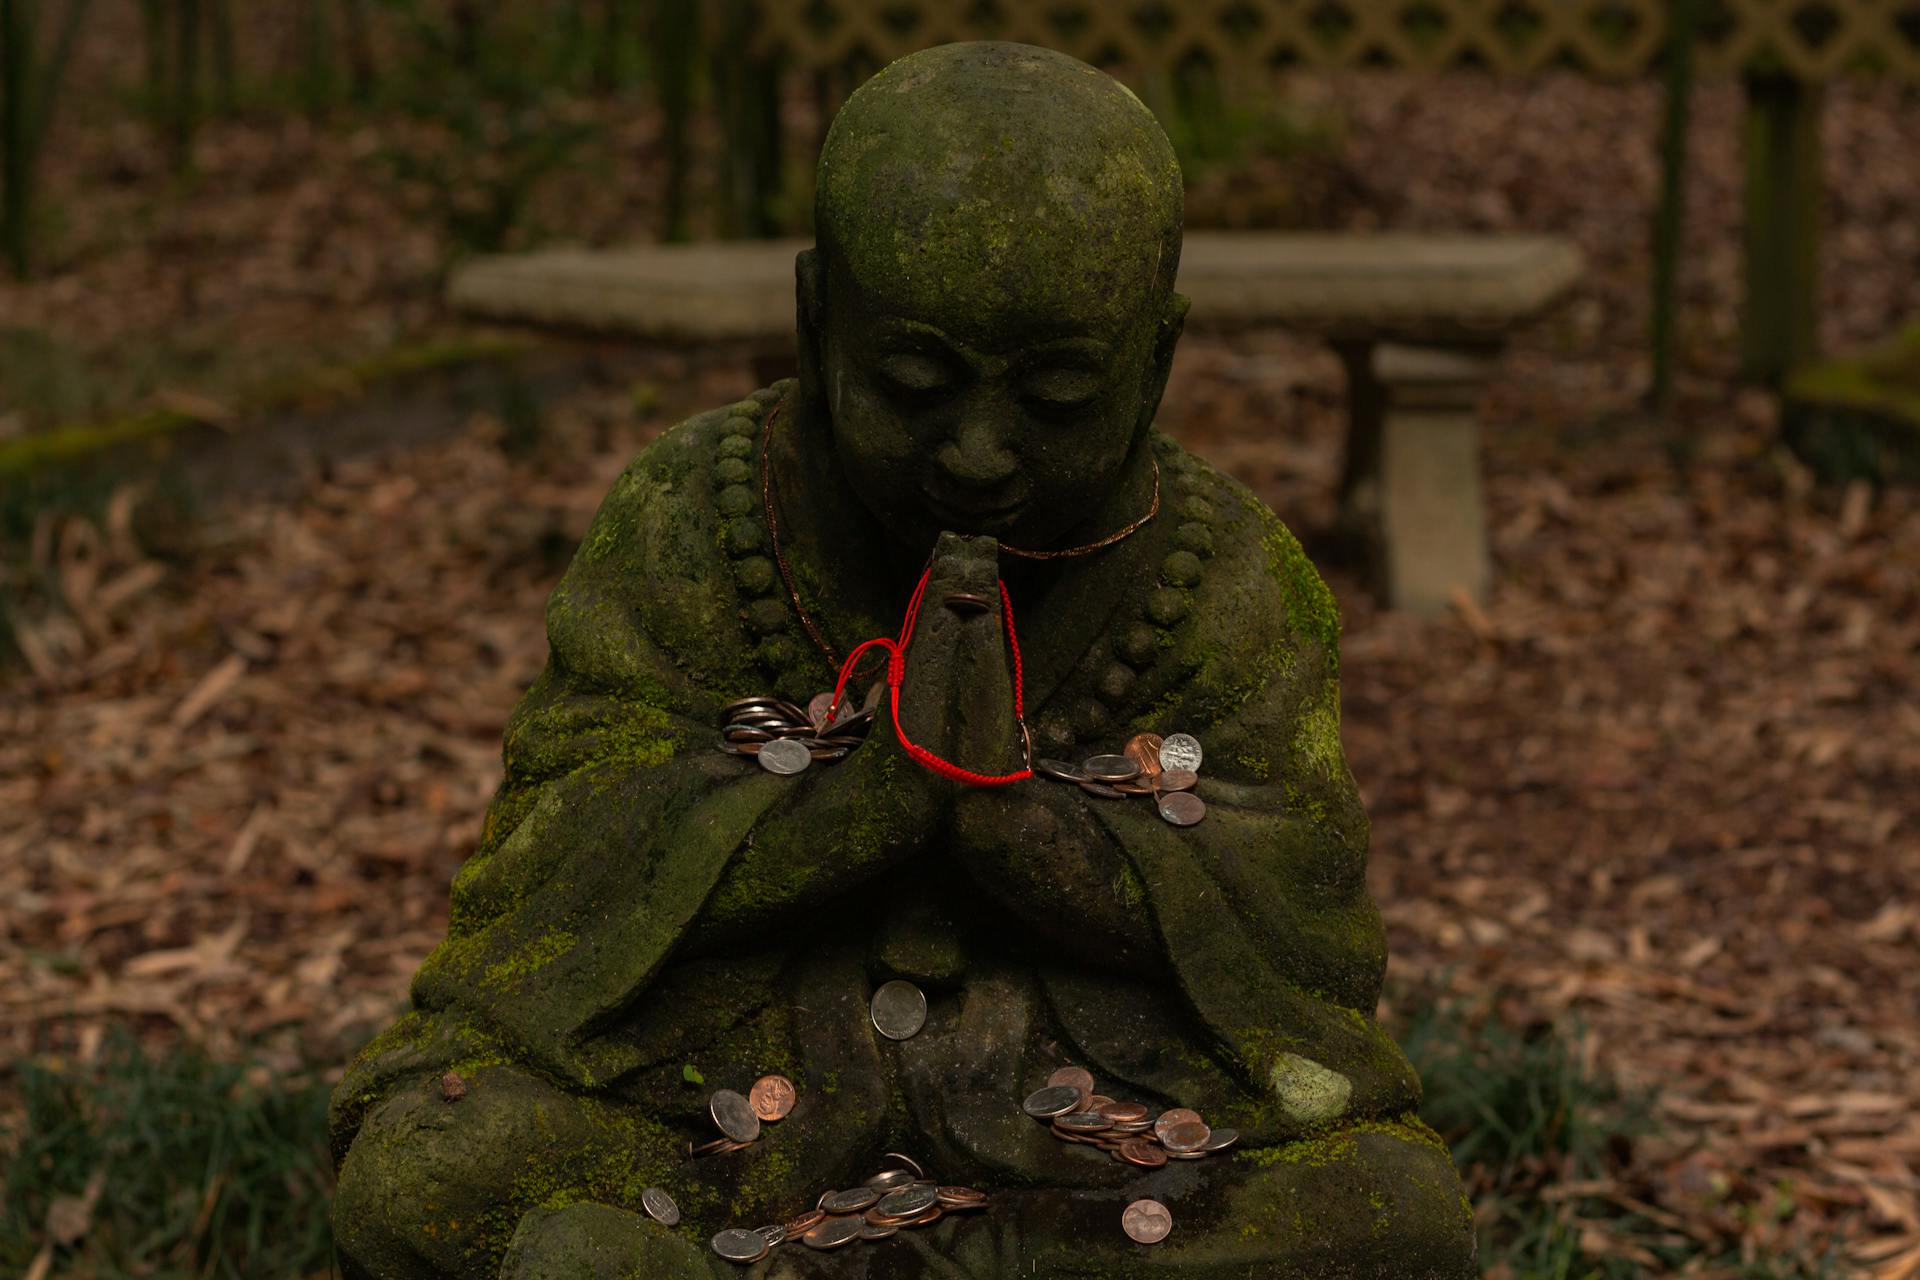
[329, 384, 1475, 1279]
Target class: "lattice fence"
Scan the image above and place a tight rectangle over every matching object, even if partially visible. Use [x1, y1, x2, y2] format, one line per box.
[747, 0, 1920, 82]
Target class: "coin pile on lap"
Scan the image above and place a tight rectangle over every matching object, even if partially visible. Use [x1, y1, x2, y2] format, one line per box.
[1022, 1065, 1238, 1174]
[708, 1153, 988, 1265]
[688, 1073, 796, 1158]
[1035, 732, 1208, 826]
[717, 690, 881, 775]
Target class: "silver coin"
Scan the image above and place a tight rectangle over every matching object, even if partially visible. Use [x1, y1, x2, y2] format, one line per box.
[757, 737, 812, 775]
[641, 1187, 680, 1226]
[860, 1220, 899, 1240]
[711, 1228, 768, 1262]
[819, 1186, 881, 1214]
[709, 1089, 762, 1143]
[1158, 791, 1206, 827]
[1083, 754, 1141, 782]
[1158, 733, 1203, 772]
[870, 979, 928, 1040]
[802, 1215, 864, 1249]
[1201, 1127, 1240, 1152]
[1122, 1199, 1173, 1245]
[876, 1183, 939, 1218]
[1054, 1111, 1113, 1133]
[1036, 757, 1089, 783]
[864, 1168, 915, 1190]
[1022, 1084, 1085, 1118]
[879, 1152, 925, 1178]
[754, 1223, 788, 1246]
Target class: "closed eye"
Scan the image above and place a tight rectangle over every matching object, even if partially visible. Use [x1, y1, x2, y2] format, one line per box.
[1020, 367, 1102, 416]
[876, 352, 959, 403]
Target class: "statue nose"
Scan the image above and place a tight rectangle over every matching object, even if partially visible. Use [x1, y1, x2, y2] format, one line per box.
[935, 420, 1018, 488]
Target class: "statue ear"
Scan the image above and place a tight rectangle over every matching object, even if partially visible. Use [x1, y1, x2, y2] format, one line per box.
[1138, 290, 1190, 429]
[796, 248, 825, 403]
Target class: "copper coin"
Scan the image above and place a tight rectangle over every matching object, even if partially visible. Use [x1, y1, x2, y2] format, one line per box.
[1055, 1111, 1113, 1133]
[723, 724, 774, 742]
[870, 979, 928, 1040]
[1083, 754, 1141, 782]
[1085, 1093, 1117, 1110]
[819, 1185, 881, 1214]
[1158, 734, 1203, 772]
[783, 1209, 825, 1236]
[1097, 1100, 1150, 1123]
[710, 1089, 762, 1143]
[864, 1168, 915, 1190]
[1047, 1066, 1096, 1094]
[1117, 1138, 1169, 1168]
[755, 1223, 788, 1246]
[1160, 1119, 1211, 1153]
[1124, 733, 1165, 780]
[865, 1207, 911, 1227]
[1115, 780, 1155, 795]
[802, 1215, 864, 1249]
[1079, 781, 1127, 800]
[1051, 1126, 1102, 1145]
[903, 1205, 944, 1228]
[711, 1228, 768, 1263]
[718, 741, 763, 756]
[860, 1221, 899, 1240]
[641, 1187, 680, 1226]
[880, 1152, 924, 1178]
[1036, 757, 1089, 783]
[1122, 1198, 1173, 1245]
[1202, 1127, 1240, 1152]
[722, 696, 783, 717]
[1023, 1085, 1084, 1118]
[1156, 768, 1198, 792]
[1157, 791, 1206, 826]
[936, 1186, 987, 1208]
[689, 1137, 747, 1157]
[807, 691, 836, 730]
[1153, 1108, 1203, 1142]
[809, 745, 850, 762]
[748, 1074, 796, 1121]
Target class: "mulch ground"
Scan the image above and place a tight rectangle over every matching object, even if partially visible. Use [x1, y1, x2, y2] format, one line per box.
[2, 69, 1918, 1277]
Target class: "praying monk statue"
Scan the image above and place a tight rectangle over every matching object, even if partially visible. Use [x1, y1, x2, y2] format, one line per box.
[329, 41, 1475, 1279]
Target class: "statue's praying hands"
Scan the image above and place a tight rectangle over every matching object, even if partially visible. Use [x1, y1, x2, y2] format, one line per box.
[328, 41, 1475, 1280]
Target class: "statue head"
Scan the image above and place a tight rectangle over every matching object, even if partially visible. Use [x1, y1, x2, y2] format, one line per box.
[798, 41, 1188, 552]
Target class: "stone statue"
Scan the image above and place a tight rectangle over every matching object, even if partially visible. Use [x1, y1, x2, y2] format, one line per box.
[329, 41, 1476, 1279]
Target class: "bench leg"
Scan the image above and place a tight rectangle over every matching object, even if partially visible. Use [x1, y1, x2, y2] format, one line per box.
[1340, 342, 1497, 616]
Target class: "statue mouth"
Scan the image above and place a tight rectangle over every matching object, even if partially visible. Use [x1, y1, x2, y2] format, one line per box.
[925, 492, 1026, 531]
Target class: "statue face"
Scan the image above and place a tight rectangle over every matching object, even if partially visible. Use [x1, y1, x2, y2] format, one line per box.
[816, 255, 1173, 550]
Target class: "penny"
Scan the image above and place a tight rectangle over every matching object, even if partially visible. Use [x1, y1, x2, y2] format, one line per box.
[718, 741, 763, 756]
[1158, 733, 1203, 772]
[1201, 1127, 1240, 1152]
[641, 1187, 680, 1226]
[807, 691, 836, 730]
[1079, 781, 1127, 800]
[1023, 1084, 1084, 1118]
[936, 1186, 987, 1208]
[803, 1215, 864, 1249]
[1047, 1065, 1096, 1094]
[1085, 1093, 1117, 1110]
[1118, 1139, 1168, 1168]
[709, 1089, 762, 1143]
[1114, 780, 1155, 795]
[819, 1185, 881, 1214]
[880, 1152, 924, 1178]
[1124, 732, 1165, 780]
[755, 1223, 788, 1246]
[757, 737, 812, 775]
[1156, 768, 1198, 793]
[903, 1205, 944, 1228]
[859, 1221, 899, 1240]
[1036, 757, 1090, 783]
[689, 1137, 749, 1157]
[749, 1074, 796, 1121]
[722, 696, 782, 716]
[722, 724, 774, 742]
[876, 1183, 939, 1218]
[864, 1168, 915, 1190]
[1122, 1198, 1173, 1245]
[809, 745, 850, 762]
[870, 979, 928, 1040]
[1055, 1111, 1113, 1133]
[1097, 1100, 1150, 1123]
[1153, 1108, 1202, 1142]
[783, 1209, 825, 1236]
[1160, 1119, 1211, 1153]
[865, 1207, 912, 1227]
[711, 1227, 768, 1263]
[1157, 791, 1206, 826]
[1083, 753, 1142, 782]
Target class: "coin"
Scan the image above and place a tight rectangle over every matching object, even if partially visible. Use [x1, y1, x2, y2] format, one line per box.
[1079, 781, 1127, 800]
[718, 741, 763, 756]
[1097, 1100, 1150, 1123]
[1158, 733, 1203, 772]
[783, 1209, 825, 1236]
[903, 1205, 944, 1228]
[863, 1168, 915, 1190]
[1085, 1093, 1117, 1110]
[1023, 1084, 1084, 1118]
[1055, 1111, 1113, 1133]
[1036, 757, 1090, 783]
[879, 1152, 924, 1178]
[1157, 791, 1206, 826]
[758, 737, 812, 775]
[722, 696, 781, 716]
[1114, 780, 1155, 795]
[1047, 1066, 1096, 1094]
[876, 1183, 939, 1218]
[711, 1227, 768, 1263]
[819, 1186, 881, 1214]
[1117, 1138, 1169, 1168]
[860, 1221, 899, 1240]
[1122, 1198, 1173, 1245]
[802, 1215, 864, 1249]
[936, 1186, 987, 1208]
[1201, 1127, 1240, 1153]
[748, 1074, 796, 1121]
[755, 1223, 788, 1246]
[1124, 733, 1165, 780]
[1153, 1108, 1202, 1142]
[870, 979, 928, 1040]
[641, 1187, 680, 1226]
[709, 1089, 762, 1143]
[1160, 1119, 1211, 1152]
[722, 724, 774, 742]
[807, 692, 835, 730]
[809, 745, 850, 762]
[1156, 768, 1198, 793]
[689, 1137, 750, 1157]
[1083, 754, 1142, 782]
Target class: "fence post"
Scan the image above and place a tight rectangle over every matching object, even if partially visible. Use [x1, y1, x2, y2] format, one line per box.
[1, 0, 26, 277]
[1740, 69, 1823, 385]
[651, 0, 697, 241]
[1649, 0, 1698, 414]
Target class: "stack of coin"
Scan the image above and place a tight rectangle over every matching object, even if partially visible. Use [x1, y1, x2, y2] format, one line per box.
[689, 1074, 797, 1157]
[716, 689, 880, 776]
[709, 1155, 987, 1265]
[1034, 732, 1208, 826]
[1021, 1065, 1238, 1169]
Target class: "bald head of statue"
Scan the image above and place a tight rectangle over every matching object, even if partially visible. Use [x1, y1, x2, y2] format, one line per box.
[797, 41, 1190, 552]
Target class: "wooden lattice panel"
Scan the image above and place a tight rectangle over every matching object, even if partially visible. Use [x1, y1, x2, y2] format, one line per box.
[745, 0, 1920, 81]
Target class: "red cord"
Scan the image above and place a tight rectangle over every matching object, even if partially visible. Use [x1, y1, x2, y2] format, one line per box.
[827, 566, 1034, 787]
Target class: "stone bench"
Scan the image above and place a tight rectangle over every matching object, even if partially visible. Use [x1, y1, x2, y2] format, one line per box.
[449, 232, 1582, 614]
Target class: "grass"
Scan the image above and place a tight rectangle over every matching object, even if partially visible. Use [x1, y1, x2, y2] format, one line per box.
[0, 998, 1851, 1278]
